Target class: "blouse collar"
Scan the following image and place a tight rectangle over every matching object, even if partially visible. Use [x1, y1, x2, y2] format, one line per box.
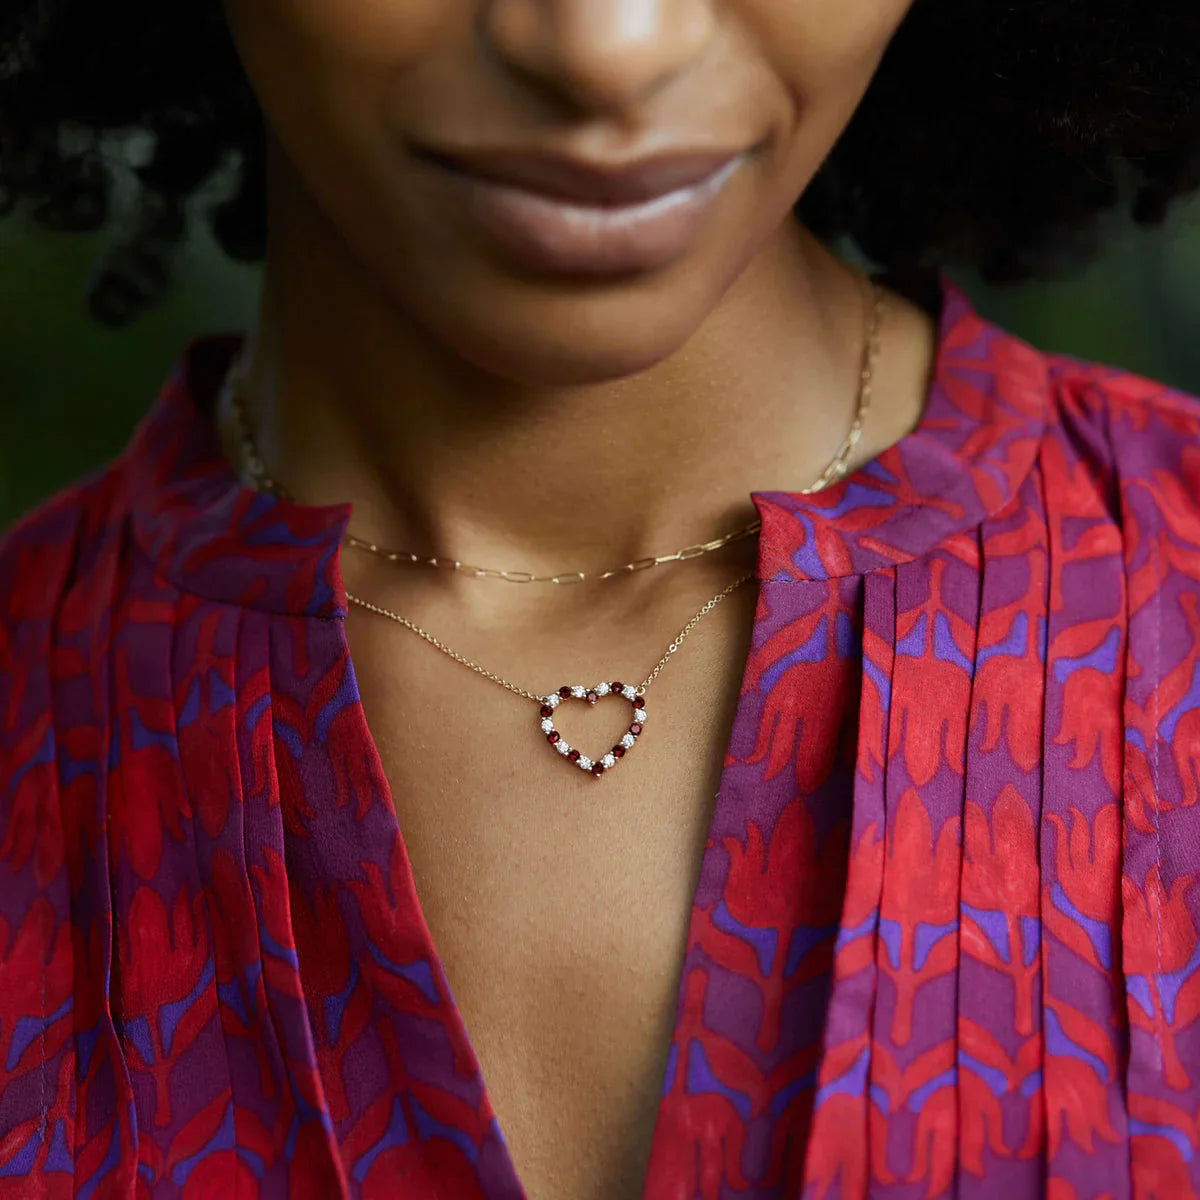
[754, 279, 1050, 582]
[123, 278, 1050, 617]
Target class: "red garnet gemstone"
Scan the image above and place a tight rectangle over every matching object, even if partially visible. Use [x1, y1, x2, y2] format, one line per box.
[611, 681, 624, 693]
[586, 690, 599, 705]
[632, 697, 645, 709]
[630, 722, 643, 736]
[612, 745, 626, 758]
[547, 732, 560, 744]
[591, 763, 605, 776]
[568, 749, 581, 762]
[540, 704, 553, 718]
[558, 686, 573, 698]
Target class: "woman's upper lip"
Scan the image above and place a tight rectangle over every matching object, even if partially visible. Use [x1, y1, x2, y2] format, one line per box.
[412, 144, 745, 206]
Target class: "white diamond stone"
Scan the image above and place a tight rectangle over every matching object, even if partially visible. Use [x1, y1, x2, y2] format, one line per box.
[621, 734, 636, 749]
[622, 686, 637, 700]
[601, 753, 616, 769]
[545, 694, 561, 709]
[595, 682, 610, 696]
[633, 706, 647, 722]
[556, 740, 571, 755]
[571, 685, 587, 699]
[578, 756, 592, 771]
[541, 718, 555, 733]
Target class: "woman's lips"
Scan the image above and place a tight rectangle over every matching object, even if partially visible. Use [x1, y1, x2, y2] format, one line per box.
[417, 149, 746, 276]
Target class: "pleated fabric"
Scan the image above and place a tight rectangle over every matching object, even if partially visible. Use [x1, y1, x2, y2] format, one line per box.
[4, 281, 1200, 1198]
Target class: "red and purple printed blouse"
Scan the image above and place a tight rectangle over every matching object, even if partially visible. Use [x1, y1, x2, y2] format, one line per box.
[3, 280, 1200, 1198]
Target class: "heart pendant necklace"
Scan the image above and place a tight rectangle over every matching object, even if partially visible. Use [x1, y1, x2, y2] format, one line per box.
[222, 276, 886, 778]
[345, 574, 752, 778]
[540, 682, 646, 778]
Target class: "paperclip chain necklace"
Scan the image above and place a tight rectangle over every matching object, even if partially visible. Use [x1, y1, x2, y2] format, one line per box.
[226, 279, 884, 586]
[227, 277, 885, 779]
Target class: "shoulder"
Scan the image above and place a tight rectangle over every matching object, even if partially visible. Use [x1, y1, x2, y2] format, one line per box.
[933, 280, 1200, 489]
[0, 462, 134, 809]
[1041, 350, 1200, 465]
[995, 330, 1200, 563]
[1022, 350, 1200, 542]
[0, 460, 133, 634]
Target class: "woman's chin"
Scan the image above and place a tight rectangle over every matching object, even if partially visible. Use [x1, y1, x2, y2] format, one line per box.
[397, 263, 728, 387]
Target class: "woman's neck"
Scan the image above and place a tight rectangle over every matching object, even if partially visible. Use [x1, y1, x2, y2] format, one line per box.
[219, 175, 933, 585]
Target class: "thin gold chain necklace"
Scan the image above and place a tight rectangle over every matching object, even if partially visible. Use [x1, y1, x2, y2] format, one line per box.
[225, 278, 884, 586]
[226, 277, 885, 779]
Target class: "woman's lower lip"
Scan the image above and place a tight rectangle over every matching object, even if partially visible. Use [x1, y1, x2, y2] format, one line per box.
[426, 154, 744, 276]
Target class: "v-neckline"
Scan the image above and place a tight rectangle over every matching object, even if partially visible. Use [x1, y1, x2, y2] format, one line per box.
[325, 574, 767, 1198]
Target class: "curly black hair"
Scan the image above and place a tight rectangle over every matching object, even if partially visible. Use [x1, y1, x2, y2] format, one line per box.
[2, 0, 1199, 327]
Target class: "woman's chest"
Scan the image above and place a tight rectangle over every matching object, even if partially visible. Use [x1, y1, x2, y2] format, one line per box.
[391, 768, 712, 1198]
[359, 670, 746, 1200]
[311, 570, 761, 1195]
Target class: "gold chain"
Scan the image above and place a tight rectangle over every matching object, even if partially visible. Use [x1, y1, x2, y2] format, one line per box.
[224, 277, 884, 584]
[800, 278, 884, 495]
[339, 521, 762, 585]
[225, 274, 884, 705]
[342, 571, 753, 702]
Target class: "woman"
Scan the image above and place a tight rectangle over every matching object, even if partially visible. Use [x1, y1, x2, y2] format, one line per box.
[3, 1, 1200, 1196]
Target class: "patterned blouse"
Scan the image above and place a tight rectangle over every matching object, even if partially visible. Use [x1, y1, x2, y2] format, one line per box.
[3, 279, 1200, 1199]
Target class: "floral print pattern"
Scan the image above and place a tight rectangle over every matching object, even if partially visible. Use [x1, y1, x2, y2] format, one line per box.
[3, 281, 1200, 1197]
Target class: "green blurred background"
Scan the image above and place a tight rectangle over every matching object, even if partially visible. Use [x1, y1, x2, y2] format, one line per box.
[3, 190, 1200, 529]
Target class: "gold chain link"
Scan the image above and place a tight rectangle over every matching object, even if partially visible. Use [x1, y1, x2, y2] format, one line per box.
[337, 518, 763, 584]
[340, 591, 546, 702]
[224, 278, 883, 584]
[224, 274, 885, 704]
[799, 279, 884, 495]
[634, 571, 755, 694]
[343, 569, 754, 703]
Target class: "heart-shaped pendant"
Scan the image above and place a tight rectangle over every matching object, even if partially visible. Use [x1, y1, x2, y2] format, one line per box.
[539, 681, 647, 777]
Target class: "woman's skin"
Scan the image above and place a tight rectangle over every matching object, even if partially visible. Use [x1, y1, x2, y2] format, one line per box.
[216, 2, 933, 1196]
